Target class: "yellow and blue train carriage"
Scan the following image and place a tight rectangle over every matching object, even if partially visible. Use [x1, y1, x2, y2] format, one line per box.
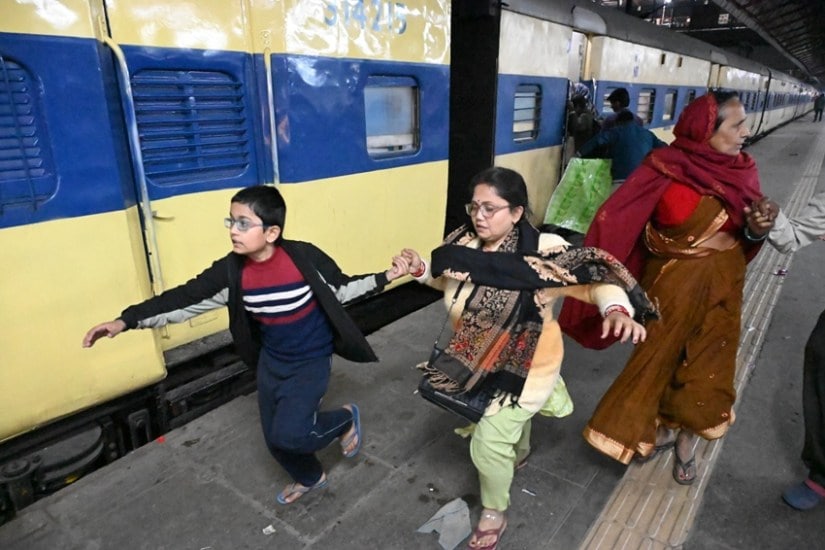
[0, 0, 451, 451]
[1, 0, 165, 446]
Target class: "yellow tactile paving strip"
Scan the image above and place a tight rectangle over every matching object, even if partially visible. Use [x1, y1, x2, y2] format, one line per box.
[580, 128, 825, 550]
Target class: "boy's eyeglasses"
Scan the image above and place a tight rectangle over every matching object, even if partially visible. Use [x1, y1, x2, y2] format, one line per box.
[224, 218, 269, 232]
[464, 202, 511, 218]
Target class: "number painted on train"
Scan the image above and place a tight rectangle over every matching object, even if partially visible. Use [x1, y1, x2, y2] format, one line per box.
[324, 0, 407, 34]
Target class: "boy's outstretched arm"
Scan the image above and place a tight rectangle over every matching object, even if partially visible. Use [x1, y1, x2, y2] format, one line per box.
[83, 291, 229, 348]
[137, 290, 228, 329]
[83, 319, 127, 348]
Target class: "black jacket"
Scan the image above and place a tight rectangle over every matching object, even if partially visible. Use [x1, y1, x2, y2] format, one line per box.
[120, 240, 389, 367]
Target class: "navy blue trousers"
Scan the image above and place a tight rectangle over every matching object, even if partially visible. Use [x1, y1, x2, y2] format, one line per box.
[256, 354, 353, 487]
[803, 310, 825, 486]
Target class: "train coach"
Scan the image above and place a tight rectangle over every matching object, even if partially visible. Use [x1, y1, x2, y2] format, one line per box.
[0, 0, 816, 521]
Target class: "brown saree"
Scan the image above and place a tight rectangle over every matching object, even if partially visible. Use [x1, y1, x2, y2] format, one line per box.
[583, 196, 743, 464]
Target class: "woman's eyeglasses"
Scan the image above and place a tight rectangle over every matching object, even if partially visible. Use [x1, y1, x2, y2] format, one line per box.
[224, 218, 269, 232]
[464, 202, 510, 218]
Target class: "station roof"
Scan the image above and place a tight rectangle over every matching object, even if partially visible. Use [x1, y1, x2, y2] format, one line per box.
[706, 1, 825, 84]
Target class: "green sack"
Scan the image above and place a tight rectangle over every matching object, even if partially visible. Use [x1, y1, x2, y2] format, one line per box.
[543, 158, 613, 234]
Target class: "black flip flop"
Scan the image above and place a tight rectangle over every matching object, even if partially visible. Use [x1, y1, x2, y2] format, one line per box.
[672, 449, 697, 485]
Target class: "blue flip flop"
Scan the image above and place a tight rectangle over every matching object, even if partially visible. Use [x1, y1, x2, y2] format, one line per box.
[783, 480, 825, 510]
[276, 476, 329, 505]
[341, 404, 362, 458]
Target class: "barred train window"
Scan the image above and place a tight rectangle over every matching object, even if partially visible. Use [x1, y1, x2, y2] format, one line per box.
[663, 90, 677, 122]
[512, 84, 541, 142]
[0, 56, 55, 212]
[364, 76, 419, 158]
[637, 89, 656, 125]
[132, 69, 250, 185]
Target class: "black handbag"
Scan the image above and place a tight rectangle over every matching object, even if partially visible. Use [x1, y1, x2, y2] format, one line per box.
[417, 283, 494, 423]
[418, 366, 493, 424]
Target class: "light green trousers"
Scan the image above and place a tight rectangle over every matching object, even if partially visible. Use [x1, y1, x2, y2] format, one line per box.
[470, 405, 535, 511]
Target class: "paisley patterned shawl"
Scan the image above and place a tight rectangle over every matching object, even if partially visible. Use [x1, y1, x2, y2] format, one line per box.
[423, 220, 658, 398]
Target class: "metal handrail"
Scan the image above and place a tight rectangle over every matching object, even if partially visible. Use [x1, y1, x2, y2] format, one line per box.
[101, 34, 165, 294]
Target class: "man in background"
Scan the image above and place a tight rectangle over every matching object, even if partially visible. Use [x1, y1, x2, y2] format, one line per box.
[601, 88, 645, 131]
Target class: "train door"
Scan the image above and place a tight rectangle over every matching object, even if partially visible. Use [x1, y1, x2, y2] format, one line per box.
[749, 76, 765, 136]
[563, 31, 590, 167]
[761, 73, 775, 132]
[101, 0, 267, 351]
[708, 63, 721, 89]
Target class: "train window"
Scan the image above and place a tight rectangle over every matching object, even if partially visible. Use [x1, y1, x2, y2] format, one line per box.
[0, 57, 56, 212]
[132, 69, 251, 185]
[513, 84, 541, 142]
[677, 56, 684, 68]
[364, 76, 419, 157]
[687, 89, 697, 104]
[637, 89, 656, 125]
[663, 90, 677, 122]
[602, 87, 617, 115]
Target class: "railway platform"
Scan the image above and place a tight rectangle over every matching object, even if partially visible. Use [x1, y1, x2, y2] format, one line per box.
[1, 118, 824, 549]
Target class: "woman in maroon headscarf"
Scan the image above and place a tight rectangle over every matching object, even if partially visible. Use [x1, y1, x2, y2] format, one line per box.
[559, 90, 776, 484]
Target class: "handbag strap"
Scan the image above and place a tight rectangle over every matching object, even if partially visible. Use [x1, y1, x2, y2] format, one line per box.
[432, 281, 465, 350]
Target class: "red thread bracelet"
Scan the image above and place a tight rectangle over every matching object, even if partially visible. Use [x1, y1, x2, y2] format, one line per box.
[411, 263, 426, 278]
[604, 304, 630, 318]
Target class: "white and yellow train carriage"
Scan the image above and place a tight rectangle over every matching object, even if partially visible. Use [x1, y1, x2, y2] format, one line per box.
[713, 57, 769, 136]
[760, 71, 810, 133]
[569, 4, 716, 144]
[446, 0, 712, 229]
[586, 35, 711, 143]
[0, 0, 450, 447]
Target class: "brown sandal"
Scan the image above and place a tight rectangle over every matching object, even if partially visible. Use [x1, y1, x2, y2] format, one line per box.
[467, 516, 507, 550]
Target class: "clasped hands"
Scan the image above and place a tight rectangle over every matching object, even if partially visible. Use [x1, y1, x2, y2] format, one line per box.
[386, 248, 424, 280]
[744, 196, 779, 238]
